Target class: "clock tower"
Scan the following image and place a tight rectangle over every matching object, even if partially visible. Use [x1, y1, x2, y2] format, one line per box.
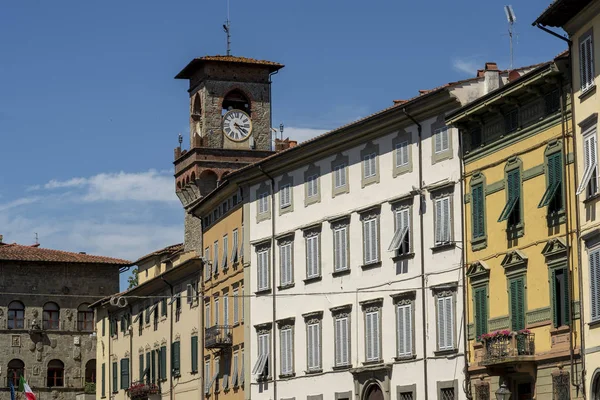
[173, 55, 283, 252]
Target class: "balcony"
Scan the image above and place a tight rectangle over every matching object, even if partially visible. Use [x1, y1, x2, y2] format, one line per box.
[205, 325, 232, 349]
[480, 331, 535, 366]
[127, 381, 160, 400]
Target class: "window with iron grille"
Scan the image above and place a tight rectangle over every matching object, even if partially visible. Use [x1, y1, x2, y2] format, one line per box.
[475, 382, 490, 400]
[440, 387, 455, 400]
[552, 372, 570, 400]
[398, 392, 413, 400]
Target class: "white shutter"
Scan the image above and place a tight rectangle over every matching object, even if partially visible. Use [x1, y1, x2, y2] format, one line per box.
[435, 199, 443, 244]
[222, 236, 228, 268]
[366, 311, 379, 361]
[363, 220, 371, 263]
[258, 250, 269, 290]
[397, 304, 412, 357]
[233, 289, 239, 324]
[443, 197, 451, 243]
[214, 298, 219, 325]
[442, 128, 449, 151]
[335, 318, 342, 365]
[280, 328, 292, 375]
[445, 296, 454, 349]
[363, 156, 370, 178]
[307, 324, 314, 369]
[280, 243, 293, 286]
[396, 141, 409, 167]
[373, 312, 380, 360]
[223, 295, 229, 327]
[371, 218, 378, 261]
[341, 317, 349, 365]
[591, 250, 600, 321]
[205, 303, 211, 326]
[306, 236, 319, 278]
[187, 284, 193, 304]
[316, 323, 321, 368]
[434, 129, 442, 153]
[370, 154, 376, 176]
[437, 297, 446, 349]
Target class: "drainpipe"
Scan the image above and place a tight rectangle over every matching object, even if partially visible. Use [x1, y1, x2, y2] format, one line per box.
[108, 309, 113, 397]
[200, 266, 205, 399]
[534, 24, 585, 393]
[161, 276, 175, 400]
[402, 108, 428, 400]
[128, 304, 134, 393]
[258, 165, 277, 400]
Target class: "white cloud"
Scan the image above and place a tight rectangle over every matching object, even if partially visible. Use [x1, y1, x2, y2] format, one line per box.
[283, 126, 329, 144]
[453, 58, 480, 76]
[0, 196, 41, 211]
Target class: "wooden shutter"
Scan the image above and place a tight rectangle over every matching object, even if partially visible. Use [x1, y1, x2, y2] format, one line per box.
[437, 297, 446, 349]
[474, 287, 488, 339]
[112, 362, 117, 392]
[341, 317, 349, 364]
[363, 220, 371, 263]
[591, 250, 600, 321]
[471, 184, 484, 239]
[172, 341, 180, 374]
[101, 363, 106, 397]
[139, 354, 144, 381]
[510, 278, 525, 331]
[191, 337, 198, 373]
[397, 304, 411, 356]
[435, 129, 442, 153]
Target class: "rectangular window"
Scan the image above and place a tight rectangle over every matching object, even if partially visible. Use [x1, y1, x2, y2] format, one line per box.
[307, 322, 321, 371]
[389, 208, 410, 255]
[578, 130, 598, 197]
[551, 268, 570, 328]
[539, 152, 563, 213]
[440, 387, 455, 400]
[591, 249, 600, 322]
[363, 153, 377, 178]
[213, 241, 219, 272]
[435, 196, 452, 245]
[437, 294, 454, 351]
[334, 164, 347, 188]
[112, 362, 118, 393]
[306, 234, 320, 279]
[191, 336, 198, 373]
[363, 217, 379, 264]
[171, 341, 181, 376]
[434, 127, 449, 153]
[223, 294, 229, 330]
[101, 363, 106, 397]
[509, 277, 526, 331]
[139, 354, 144, 382]
[396, 303, 412, 357]
[231, 352, 239, 387]
[474, 286, 488, 340]
[257, 249, 270, 291]
[280, 327, 293, 375]
[307, 174, 318, 197]
[259, 192, 269, 214]
[280, 184, 291, 208]
[498, 169, 521, 225]
[145, 352, 150, 384]
[214, 298, 220, 326]
[396, 141, 409, 167]
[471, 184, 485, 239]
[204, 247, 211, 280]
[232, 229, 239, 263]
[365, 310, 380, 361]
[205, 302, 211, 327]
[256, 332, 270, 377]
[333, 226, 349, 272]
[204, 360, 211, 394]
[160, 346, 167, 380]
[279, 242, 293, 286]
[505, 109, 519, 133]
[233, 288, 239, 324]
[334, 316, 350, 366]
[222, 235, 229, 269]
[580, 33, 595, 91]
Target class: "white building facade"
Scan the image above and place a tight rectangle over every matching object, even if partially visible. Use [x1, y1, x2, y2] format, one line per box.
[229, 65, 521, 400]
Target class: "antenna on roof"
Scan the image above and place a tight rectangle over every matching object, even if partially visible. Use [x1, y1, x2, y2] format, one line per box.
[34, 232, 38, 245]
[222, 0, 231, 56]
[504, 5, 516, 70]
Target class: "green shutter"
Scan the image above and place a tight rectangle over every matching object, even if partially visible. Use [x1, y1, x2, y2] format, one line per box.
[160, 346, 167, 380]
[139, 354, 144, 381]
[539, 152, 563, 208]
[510, 277, 525, 331]
[151, 350, 156, 383]
[120, 359, 129, 389]
[191, 336, 198, 373]
[498, 169, 520, 222]
[474, 286, 488, 339]
[564, 268, 571, 326]
[101, 363, 106, 397]
[161, 298, 167, 316]
[552, 268, 558, 328]
[471, 184, 485, 239]
[172, 341, 181, 375]
[102, 318, 105, 336]
[145, 352, 150, 383]
[112, 362, 117, 393]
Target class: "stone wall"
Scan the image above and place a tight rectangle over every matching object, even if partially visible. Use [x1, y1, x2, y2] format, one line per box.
[184, 212, 202, 255]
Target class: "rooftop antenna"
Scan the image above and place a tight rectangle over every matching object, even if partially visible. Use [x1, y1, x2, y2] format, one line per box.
[504, 5, 516, 70]
[34, 232, 38, 245]
[222, 0, 231, 56]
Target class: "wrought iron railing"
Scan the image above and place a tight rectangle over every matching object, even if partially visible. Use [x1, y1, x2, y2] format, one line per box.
[205, 325, 232, 348]
[481, 332, 534, 365]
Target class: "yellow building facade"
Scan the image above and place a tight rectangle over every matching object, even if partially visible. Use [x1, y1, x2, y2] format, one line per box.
[191, 183, 246, 400]
[448, 59, 582, 400]
[92, 246, 204, 400]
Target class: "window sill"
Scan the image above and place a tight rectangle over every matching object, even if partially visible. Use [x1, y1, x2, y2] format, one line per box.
[332, 364, 353, 371]
[305, 369, 323, 375]
[431, 242, 456, 252]
[303, 276, 322, 284]
[277, 283, 295, 291]
[434, 348, 458, 357]
[588, 319, 600, 328]
[583, 192, 600, 204]
[392, 252, 414, 262]
[579, 84, 596, 101]
[506, 223, 524, 239]
[471, 236, 487, 252]
[332, 268, 351, 277]
[547, 210, 566, 227]
[255, 288, 272, 295]
[394, 354, 416, 362]
[279, 373, 296, 379]
[361, 261, 382, 270]
[362, 360, 383, 366]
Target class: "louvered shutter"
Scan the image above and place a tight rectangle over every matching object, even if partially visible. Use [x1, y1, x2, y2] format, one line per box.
[214, 299, 220, 325]
[370, 154, 376, 176]
[121, 359, 129, 389]
[223, 295, 229, 327]
[551, 269, 558, 328]
[160, 346, 167, 379]
[373, 312, 380, 360]
[101, 363, 106, 397]
[581, 39, 588, 89]
[307, 324, 314, 369]
[435, 199, 443, 243]
[341, 165, 346, 186]
[563, 268, 571, 326]
[510, 278, 525, 331]
[365, 313, 372, 360]
[443, 197, 451, 243]
[371, 218, 378, 261]
[363, 156, 370, 178]
[335, 318, 342, 365]
[341, 317, 349, 364]
[139, 354, 144, 381]
[191, 337, 198, 373]
[435, 130, 442, 153]
[445, 297, 454, 349]
[172, 341, 180, 374]
[112, 362, 118, 392]
[472, 185, 484, 239]
[442, 128, 449, 151]
[363, 221, 371, 263]
[437, 297, 446, 349]
[397, 305, 408, 356]
[591, 251, 600, 321]
[474, 287, 488, 339]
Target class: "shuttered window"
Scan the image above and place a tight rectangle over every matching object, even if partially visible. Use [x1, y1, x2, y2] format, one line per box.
[280, 328, 293, 375]
[474, 287, 488, 340]
[232, 229, 239, 263]
[363, 217, 379, 264]
[233, 288, 239, 324]
[580, 34, 595, 91]
[257, 249, 270, 291]
[578, 131, 598, 196]
[145, 352, 150, 384]
[214, 298, 220, 325]
[396, 141, 409, 167]
[510, 277, 526, 331]
[204, 247, 211, 280]
[204, 361, 211, 393]
[306, 234, 320, 279]
[363, 153, 377, 178]
[112, 362, 117, 393]
[213, 241, 219, 273]
[389, 208, 410, 254]
[222, 235, 228, 269]
[551, 268, 570, 328]
[333, 226, 348, 271]
[334, 164, 347, 188]
[396, 304, 412, 357]
[437, 295, 454, 351]
[539, 152, 563, 212]
[435, 196, 452, 245]
[434, 127, 449, 153]
[160, 346, 167, 380]
[171, 341, 180, 376]
[101, 363, 106, 397]
[258, 192, 269, 214]
[307, 322, 321, 370]
[498, 169, 521, 225]
[223, 294, 229, 329]
[257, 332, 270, 377]
[471, 184, 485, 239]
[231, 352, 239, 387]
[280, 184, 291, 208]
[279, 243, 293, 286]
[139, 354, 144, 381]
[590, 249, 600, 322]
[365, 310, 380, 361]
[307, 174, 318, 197]
[334, 316, 350, 366]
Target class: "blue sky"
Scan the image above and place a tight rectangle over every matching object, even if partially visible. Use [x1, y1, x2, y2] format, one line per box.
[0, 0, 566, 289]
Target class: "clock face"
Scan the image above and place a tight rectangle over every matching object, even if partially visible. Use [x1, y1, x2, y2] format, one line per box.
[222, 109, 252, 142]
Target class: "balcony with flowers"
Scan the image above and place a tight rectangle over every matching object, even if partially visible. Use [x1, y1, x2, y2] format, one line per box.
[479, 329, 535, 366]
[127, 381, 160, 400]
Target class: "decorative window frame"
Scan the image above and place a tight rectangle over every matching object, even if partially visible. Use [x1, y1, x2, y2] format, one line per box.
[302, 311, 323, 373]
[501, 250, 528, 330]
[278, 173, 294, 215]
[469, 172, 487, 251]
[436, 380, 459, 400]
[431, 115, 453, 164]
[331, 153, 350, 197]
[360, 298, 383, 364]
[330, 304, 352, 369]
[430, 183, 455, 250]
[330, 215, 351, 276]
[304, 163, 321, 206]
[504, 157, 524, 239]
[254, 322, 273, 380]
[255, 241, 272, 294]
[396, 384, 417, 400]
[391, 196, 415, 259]
[255, 182, 272, 223]
[544, 141, 566, 227]
[467, 261, 490, 341]
[277, 234, 295, 290]
[359, 205, 381, 268]
[432, 283, 458, 355]
[390, 291, 416, 360]
[579, 27, 596, 94]
[360, 141, 380, 187]
[303, 224, 322, 283]
[276, 317, 296, 378]
[392, 130, 413, 177]
[542, 238, 570, 329]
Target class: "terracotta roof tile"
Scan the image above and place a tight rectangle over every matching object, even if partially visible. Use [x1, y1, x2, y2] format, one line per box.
[175, 55, 284, 79]
[134, 243, 184, 265]
[0, 243, 131, 265]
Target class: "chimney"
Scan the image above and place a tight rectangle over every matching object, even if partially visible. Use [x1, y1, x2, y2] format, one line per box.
[483, 62, 501, 94]
[275, 138, 298, 152]
[0, 234, 3, 244]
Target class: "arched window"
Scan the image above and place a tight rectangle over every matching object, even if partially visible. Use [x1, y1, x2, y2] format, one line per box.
[85, 359, 96, 384]
[43, 302, 60, 330]
[192, 93, 202, 117]
[222, 90, 250, 115]
[7, 359, 24, 387]
[47, 360, 64, 387]
[77, 303, 94, 331]
[592, 370, 600, 400]
[8, 301, 24, 329]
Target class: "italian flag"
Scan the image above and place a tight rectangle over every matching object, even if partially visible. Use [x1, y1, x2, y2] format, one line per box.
[19, 377, 36, 400]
